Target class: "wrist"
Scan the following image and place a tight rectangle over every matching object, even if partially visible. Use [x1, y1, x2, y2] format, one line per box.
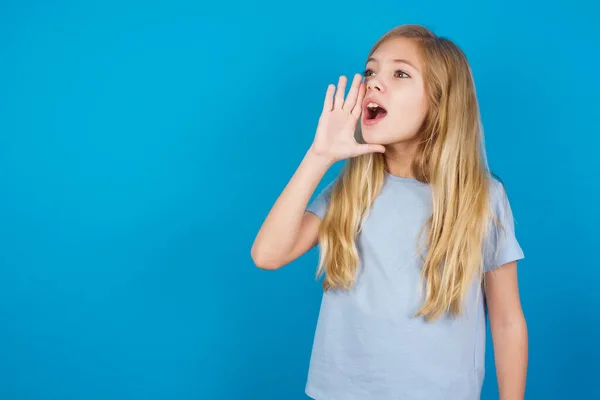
[306, 146, 336, 169]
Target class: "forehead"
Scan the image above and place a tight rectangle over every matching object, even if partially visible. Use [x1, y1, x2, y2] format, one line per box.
[367, 36, 423, 71]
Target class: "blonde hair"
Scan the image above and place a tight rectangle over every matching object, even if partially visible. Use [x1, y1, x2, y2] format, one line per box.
[315, 24, 498, 322]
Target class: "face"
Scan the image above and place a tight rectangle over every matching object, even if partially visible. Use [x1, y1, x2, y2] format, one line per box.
[360, 37, 429, 146]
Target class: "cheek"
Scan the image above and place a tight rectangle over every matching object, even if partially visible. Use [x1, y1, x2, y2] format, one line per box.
[391, 89, 428, 128]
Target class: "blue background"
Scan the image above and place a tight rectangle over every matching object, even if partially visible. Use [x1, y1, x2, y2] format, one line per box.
[1, 1, 598, 399]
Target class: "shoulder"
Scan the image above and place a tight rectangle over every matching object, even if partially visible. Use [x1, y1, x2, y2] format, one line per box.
[313, 178, 338, 203]
[482, 174, 525, 272]
[488, 175, 512, 218]
[488, 175, 506, 200]
[306, 178, 338, 220]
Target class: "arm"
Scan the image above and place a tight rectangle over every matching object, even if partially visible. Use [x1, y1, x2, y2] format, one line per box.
[250, 74, 384, 270]
[250, 149, 333, 270]
[485, 261, 528, 400]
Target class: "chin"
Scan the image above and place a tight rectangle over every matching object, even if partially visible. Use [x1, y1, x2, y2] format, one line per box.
[360, 123, 392, 145]
[361, 125, 418, 146]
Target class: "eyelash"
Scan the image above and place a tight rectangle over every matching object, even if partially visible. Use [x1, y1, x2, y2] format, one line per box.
[363, 69, 410, 79]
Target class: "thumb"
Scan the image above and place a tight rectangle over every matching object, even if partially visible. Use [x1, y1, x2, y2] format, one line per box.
[356, 144, 386, 155]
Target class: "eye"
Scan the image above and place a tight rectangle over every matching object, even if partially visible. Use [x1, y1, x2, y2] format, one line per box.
[362, 68, 411, 79]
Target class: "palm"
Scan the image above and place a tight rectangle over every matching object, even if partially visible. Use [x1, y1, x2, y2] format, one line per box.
[311, 74, 385, 162]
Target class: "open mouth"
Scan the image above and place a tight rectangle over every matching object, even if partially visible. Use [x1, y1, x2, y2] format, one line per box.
[364, 102, 388, 122]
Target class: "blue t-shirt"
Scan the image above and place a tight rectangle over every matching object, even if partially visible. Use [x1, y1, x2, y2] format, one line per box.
[304, 171, 525, 400]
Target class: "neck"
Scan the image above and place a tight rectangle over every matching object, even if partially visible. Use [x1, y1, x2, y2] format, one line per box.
[384, 140, 419, 178]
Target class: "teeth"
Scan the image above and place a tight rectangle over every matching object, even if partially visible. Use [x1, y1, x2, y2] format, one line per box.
[367, 102, 380, 109]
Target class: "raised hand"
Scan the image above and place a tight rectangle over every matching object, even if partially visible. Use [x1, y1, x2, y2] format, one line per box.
[309, 74, 386, 163]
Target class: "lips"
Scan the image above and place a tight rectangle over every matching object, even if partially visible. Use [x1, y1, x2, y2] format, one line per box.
[362, 97, 387, 125]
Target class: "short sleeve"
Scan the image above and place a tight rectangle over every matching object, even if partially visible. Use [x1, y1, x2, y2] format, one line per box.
[305, 180, 336, 220]
[483, 179, 525, 273]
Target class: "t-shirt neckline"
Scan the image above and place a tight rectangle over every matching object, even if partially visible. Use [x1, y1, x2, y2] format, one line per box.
[385, 171, 428, 185]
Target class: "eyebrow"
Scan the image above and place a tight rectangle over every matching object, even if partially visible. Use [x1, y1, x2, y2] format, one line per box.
[366, 57, 420, 72]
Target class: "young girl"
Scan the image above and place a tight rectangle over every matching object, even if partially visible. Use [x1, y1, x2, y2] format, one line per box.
[251, 24, 527, 400]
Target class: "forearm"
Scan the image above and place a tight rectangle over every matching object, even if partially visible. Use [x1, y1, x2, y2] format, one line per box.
[251, 148, 333, 267]
[491, 317, 528, 400]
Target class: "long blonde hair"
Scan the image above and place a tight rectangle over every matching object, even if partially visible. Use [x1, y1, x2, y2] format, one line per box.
[315, 24, 497, 322]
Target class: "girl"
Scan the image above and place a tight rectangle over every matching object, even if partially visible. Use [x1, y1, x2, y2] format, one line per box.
[251, 24, 527, 400]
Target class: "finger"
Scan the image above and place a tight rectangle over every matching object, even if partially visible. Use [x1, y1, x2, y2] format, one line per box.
[333, 76, 347, 109]
[343, 73, 362, 111]
[323, 84, 335, 112]
[351, 82, 366, 118]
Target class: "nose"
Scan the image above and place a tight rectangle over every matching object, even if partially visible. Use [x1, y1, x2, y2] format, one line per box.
[366, 77, 383, 92]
